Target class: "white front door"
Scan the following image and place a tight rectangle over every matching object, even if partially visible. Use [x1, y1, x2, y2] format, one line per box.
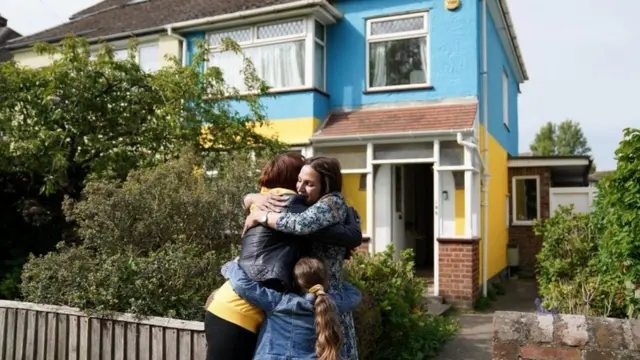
[392, 165, 406, 259]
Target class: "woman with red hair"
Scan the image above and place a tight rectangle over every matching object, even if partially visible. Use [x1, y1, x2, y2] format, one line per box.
[205, 152, 361, 360]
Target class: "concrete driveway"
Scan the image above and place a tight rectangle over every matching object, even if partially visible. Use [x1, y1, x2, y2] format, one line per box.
[435, 278, 539, 360]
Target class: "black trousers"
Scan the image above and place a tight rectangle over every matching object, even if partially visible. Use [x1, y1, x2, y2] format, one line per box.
[205, 312, 257, 360]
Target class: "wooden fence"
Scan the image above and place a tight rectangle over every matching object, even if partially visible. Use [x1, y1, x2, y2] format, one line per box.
[0, 300, 206, 360]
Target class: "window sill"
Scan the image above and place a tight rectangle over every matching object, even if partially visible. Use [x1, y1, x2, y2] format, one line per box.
[363, 84, 434, 95]
[511, 221, 536, 227]
[270, 87, 329, 97]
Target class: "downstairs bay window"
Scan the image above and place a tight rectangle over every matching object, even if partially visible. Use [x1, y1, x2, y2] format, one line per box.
[207, 18, 326, 92]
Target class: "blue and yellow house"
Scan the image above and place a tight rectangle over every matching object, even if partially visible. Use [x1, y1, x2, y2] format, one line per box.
[7, 0, 528, 306]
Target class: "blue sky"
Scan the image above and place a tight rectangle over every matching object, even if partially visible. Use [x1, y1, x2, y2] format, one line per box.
[2, 0, 637, 170]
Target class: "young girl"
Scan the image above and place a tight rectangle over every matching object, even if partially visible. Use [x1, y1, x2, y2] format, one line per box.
[222, 257, 362, 360]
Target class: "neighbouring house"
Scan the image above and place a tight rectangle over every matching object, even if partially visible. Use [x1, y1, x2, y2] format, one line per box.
[588, 170, 613, 186]
[0, 15, 21, 62]
[9, 0, 540, 307]
[507, 155, 595, 277]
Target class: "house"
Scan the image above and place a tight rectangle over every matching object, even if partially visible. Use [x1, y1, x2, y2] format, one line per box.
[8, 0, 529, 307]
[0, 15, 21, 62]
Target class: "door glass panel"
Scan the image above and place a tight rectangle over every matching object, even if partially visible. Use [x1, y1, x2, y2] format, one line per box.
[440, 141, 464, 166]
[374, 142, 433, 160]
[314, 146, 366, 170]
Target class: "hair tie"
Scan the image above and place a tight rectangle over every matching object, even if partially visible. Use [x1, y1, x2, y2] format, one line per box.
[308, 284, 326, 296]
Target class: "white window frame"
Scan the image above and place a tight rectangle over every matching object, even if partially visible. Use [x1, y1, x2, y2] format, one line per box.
[206, 17, 326, 92]
[511, 175, 541, 225]
[365, 12, 430, 91]
[502, 68, 509, 127]
[90, 41, 160, 73]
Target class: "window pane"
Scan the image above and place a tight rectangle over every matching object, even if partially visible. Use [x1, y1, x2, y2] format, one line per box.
[113, 49, 128, 61]
[314, 42, 324, 89]
[370, 16, 424, 35]
[314, 146, 366, 170]
[369, 37, 427, 87]
[514, 178, 538, 221]
[257, 19, 305, 39]
[209, 51, 245, 90]
[315, 20, 325, 42]
[139, 44, 160, 72]
[210, 41, 306, 90]
[208, 28, 252, 46]
[440, 141, 464, 166]
[250, 41, 305, 88]
[374, 142, 433, 160]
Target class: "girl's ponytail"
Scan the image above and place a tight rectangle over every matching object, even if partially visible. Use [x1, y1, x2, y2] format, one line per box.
[294, 258, 343, 360]
[310, 285, 342, 360]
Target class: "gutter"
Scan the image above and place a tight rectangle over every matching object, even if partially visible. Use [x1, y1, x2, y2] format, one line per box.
[7, 0, 343, 51]
[496, 0, 528, 81]
[167, 0, 343, 30]
[310, 128, 475, 143]
[166, 26, 187, 66]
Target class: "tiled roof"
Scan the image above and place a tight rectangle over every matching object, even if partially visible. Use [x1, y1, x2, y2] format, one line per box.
[314, 102, 477, 138]
[7, 0, 302, 49]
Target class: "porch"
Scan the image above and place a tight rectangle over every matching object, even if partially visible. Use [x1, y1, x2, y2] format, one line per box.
[309, 100, 485, 306]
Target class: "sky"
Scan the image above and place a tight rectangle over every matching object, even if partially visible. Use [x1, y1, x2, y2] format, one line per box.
[2, 0, 638, 170]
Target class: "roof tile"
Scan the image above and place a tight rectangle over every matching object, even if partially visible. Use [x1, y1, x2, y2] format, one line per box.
[314, 102, 477, 138]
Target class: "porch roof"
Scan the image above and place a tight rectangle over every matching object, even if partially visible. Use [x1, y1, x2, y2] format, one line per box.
[508, 155, 593, 187]
[312, 102, 477, 141]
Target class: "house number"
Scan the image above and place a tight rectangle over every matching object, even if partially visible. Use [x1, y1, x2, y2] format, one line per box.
[445, 0, 461, 11]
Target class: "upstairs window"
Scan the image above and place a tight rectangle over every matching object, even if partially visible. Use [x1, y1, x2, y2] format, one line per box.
[92, 42, 160, 73]
[207, 18, 325, 92]
[366, 12, 429, 90]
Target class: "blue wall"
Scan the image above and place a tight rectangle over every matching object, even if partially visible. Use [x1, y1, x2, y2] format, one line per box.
[482, 8, 519, 155]
[327, 0, 479, 109]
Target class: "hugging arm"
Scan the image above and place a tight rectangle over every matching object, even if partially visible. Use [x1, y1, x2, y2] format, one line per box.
[222, 261, 283, 312]
[305, 207, 362, 248]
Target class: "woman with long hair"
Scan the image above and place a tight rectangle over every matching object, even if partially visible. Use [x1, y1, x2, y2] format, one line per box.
[243, 156, 360, 359]
[221, 256, 361, 360]
[205, 153, 361, 360]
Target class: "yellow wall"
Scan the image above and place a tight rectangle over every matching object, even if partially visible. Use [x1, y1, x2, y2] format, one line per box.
[342, 174, 367, 232]
[478, 124, 510, 284]
[455, 188, 465, 236]
[253, 117, 319, 145]
[11, 35, 180, 69]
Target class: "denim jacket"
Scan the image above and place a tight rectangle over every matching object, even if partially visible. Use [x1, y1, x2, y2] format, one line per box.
[222, 261, 362, 360]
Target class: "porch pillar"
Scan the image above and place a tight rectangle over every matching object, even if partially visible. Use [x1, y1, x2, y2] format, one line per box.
[365, 142, 374, 253]
[437, 237, 480, 308]
[464, 144, 473, 237]
[433, 140, 441, 296]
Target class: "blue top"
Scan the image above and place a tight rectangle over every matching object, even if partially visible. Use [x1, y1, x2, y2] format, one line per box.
[222, 261, 362, 360]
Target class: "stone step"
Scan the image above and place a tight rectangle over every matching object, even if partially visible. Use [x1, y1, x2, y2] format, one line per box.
[427, 302, 452, 316]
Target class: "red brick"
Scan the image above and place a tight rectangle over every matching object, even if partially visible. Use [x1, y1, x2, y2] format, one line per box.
[519, 345, 580, 360]
[492, 343, 519, 359]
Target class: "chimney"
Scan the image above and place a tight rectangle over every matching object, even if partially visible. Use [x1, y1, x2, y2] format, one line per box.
[0, 15, 7, 28]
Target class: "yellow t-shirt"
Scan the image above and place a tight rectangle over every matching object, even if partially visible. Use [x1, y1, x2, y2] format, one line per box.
[207, 187, 296, 333]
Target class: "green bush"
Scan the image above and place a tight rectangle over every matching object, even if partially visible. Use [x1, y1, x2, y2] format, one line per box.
[20, 151, 258, 320]
[346, 246, 458, 360]
[592, 128, 640, 318]
[535, 205, 626, 317]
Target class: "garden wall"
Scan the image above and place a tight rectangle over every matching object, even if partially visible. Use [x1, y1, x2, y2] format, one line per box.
[0, 300, 206, 360]
[493, 311, 640, 359]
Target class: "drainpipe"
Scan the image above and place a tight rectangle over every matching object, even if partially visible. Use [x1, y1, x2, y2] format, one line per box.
[481, 0, 490, 298]
[166, 26, 188, 66]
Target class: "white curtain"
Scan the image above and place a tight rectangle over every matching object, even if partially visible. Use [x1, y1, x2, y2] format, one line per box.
[255, 41, 305, 89]
[211, 41, 305, 91]
[371, 43, 387, 87]
[139, 44, 160, 73]
[210, 51, 245, 90]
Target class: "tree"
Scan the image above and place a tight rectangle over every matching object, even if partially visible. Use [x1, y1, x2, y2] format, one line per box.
[530, 120, 592, 157]
[530, 119, 595, 172]
[0, 36, 281, 197]
[0, 36, 284, 299]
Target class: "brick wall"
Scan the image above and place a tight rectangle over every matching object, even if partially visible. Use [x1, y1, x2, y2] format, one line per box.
[437, 237, 480, 308]
[493, 311, 640, 360]
[507, 167, 551, 276]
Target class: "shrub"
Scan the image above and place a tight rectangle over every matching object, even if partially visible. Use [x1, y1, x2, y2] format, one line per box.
[592, 128, 640, 318]
[345, 246, 458, 360]
[535, 205, 626, 317]
[20, 150, 260, 320]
